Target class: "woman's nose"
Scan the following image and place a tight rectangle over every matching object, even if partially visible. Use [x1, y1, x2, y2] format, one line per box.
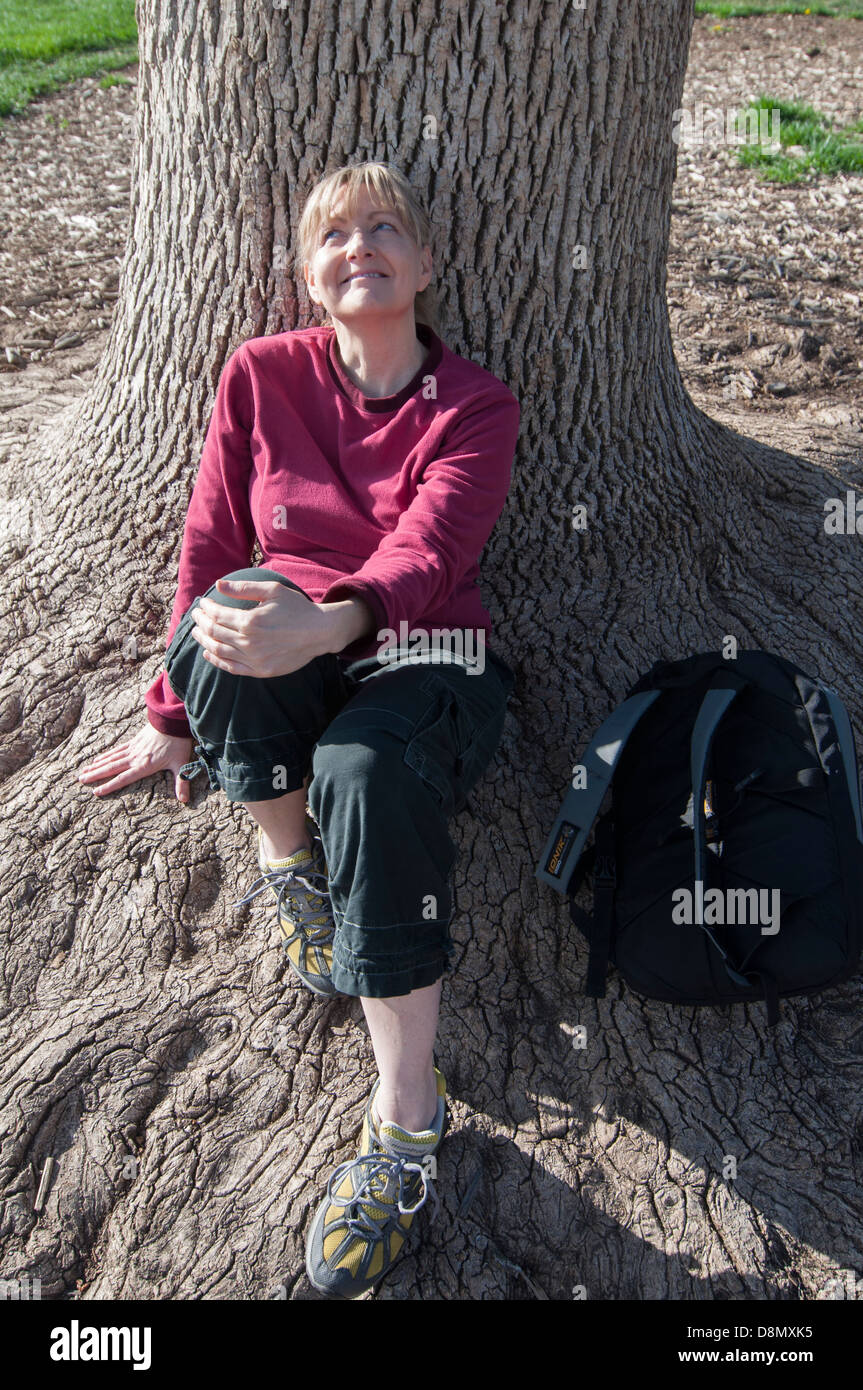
[344, 230, 372, 258]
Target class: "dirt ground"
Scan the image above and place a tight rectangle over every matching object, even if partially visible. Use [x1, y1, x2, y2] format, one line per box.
[0, 14, 861, 472]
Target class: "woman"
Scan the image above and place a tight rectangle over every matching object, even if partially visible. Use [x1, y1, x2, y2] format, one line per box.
[78, 161, 520, 1299]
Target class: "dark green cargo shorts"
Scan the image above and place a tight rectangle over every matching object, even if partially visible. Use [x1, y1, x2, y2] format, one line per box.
[163, 568, 516, 998]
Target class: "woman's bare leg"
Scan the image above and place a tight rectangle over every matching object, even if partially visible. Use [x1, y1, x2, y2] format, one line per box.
[361, 980, 441, 1132]
[243, 772, 312, 860]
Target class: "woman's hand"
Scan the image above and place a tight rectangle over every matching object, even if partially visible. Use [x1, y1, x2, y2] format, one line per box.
[188, 578, 374, 677]
[78, 724, 195, 803]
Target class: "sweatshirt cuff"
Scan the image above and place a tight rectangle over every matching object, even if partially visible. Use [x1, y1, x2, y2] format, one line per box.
[146, 707, 192, 738]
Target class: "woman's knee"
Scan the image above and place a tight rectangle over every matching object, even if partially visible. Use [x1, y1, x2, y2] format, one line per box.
[311, 725, 405, 798]
[205, 568, 311, 609]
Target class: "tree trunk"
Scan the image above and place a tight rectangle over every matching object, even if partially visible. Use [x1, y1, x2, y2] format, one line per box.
[2, 0, 862, 1301]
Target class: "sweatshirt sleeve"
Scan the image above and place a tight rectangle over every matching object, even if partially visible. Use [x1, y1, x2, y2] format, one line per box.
[320, 387, 519, 649]
[144, 347, 256, 736]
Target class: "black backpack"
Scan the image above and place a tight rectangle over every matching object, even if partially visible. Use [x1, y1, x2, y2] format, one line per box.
[536, 650, 863, 1026]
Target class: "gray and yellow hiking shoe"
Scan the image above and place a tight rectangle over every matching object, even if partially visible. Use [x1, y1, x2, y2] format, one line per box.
[305, 1068, 447, 1298]
[232, 816, 339, 996]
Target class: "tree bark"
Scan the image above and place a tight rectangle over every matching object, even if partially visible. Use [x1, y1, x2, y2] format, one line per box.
[2, 0, 862, 1300]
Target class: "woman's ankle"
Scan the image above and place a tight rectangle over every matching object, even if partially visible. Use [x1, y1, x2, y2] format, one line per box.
[374, 1071, 438, 1133]
[261, 827, 312, 861]
[244, 790, 312, 861]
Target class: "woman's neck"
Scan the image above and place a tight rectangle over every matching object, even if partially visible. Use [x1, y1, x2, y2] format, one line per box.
[331, 320, 429, 398]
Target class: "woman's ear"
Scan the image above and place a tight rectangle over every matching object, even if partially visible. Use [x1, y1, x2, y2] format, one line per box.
[303, 263, 319, 305]
[419, 245, 433, 292]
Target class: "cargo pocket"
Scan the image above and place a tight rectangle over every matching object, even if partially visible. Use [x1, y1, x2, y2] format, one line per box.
[403, 675, 461, 813]
[403, 671, 501, 816]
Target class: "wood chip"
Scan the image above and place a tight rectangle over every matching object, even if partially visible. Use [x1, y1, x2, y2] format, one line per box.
[34, 1155, 56, 1211]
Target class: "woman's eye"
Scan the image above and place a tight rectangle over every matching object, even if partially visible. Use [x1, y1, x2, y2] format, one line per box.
[322, 220, 396, 245]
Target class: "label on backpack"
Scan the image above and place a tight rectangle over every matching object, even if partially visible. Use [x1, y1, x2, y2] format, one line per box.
[545, 821, 577, 879]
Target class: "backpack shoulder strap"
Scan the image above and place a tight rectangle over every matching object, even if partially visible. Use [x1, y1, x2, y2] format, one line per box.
[689, 674, 771, 996]
[536, 690, 661, 893]
[821, 687, 863, 843]
[690, 674, 748, 888]
[583, 815, 617, 998]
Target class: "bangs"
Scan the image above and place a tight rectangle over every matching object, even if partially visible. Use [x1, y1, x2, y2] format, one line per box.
[315, 171, 418, 247]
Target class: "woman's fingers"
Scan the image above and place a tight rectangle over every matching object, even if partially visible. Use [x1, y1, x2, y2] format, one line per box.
[78, 743, 131, 774]
[80, 745, 153, 790]
[191, 622, 251, 664]
[191, 604, 256, 646]
[88, 766, 149, 795]
[192, 632, 257, 675]
[79, 755, 132, 781]
[191, 624, 226, 658]
[192, 601, 254, 637]
[199, 647, 257, 676]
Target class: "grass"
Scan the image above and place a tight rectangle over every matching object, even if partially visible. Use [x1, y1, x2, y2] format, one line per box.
[697, 1, 863, 15]
[0, 0, 137, 122]
[734, 96, 863, 181]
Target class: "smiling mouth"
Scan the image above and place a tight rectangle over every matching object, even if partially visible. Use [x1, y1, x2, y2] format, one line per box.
[342, 273, 387, 284]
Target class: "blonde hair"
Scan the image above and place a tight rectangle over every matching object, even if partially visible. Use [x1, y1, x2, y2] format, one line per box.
[295, 161, 441, 336]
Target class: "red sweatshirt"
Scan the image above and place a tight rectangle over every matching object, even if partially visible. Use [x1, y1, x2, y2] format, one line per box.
[144, 322, 520, 737]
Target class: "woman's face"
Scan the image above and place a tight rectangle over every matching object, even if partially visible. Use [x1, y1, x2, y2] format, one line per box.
[304, 185, 432, 327]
